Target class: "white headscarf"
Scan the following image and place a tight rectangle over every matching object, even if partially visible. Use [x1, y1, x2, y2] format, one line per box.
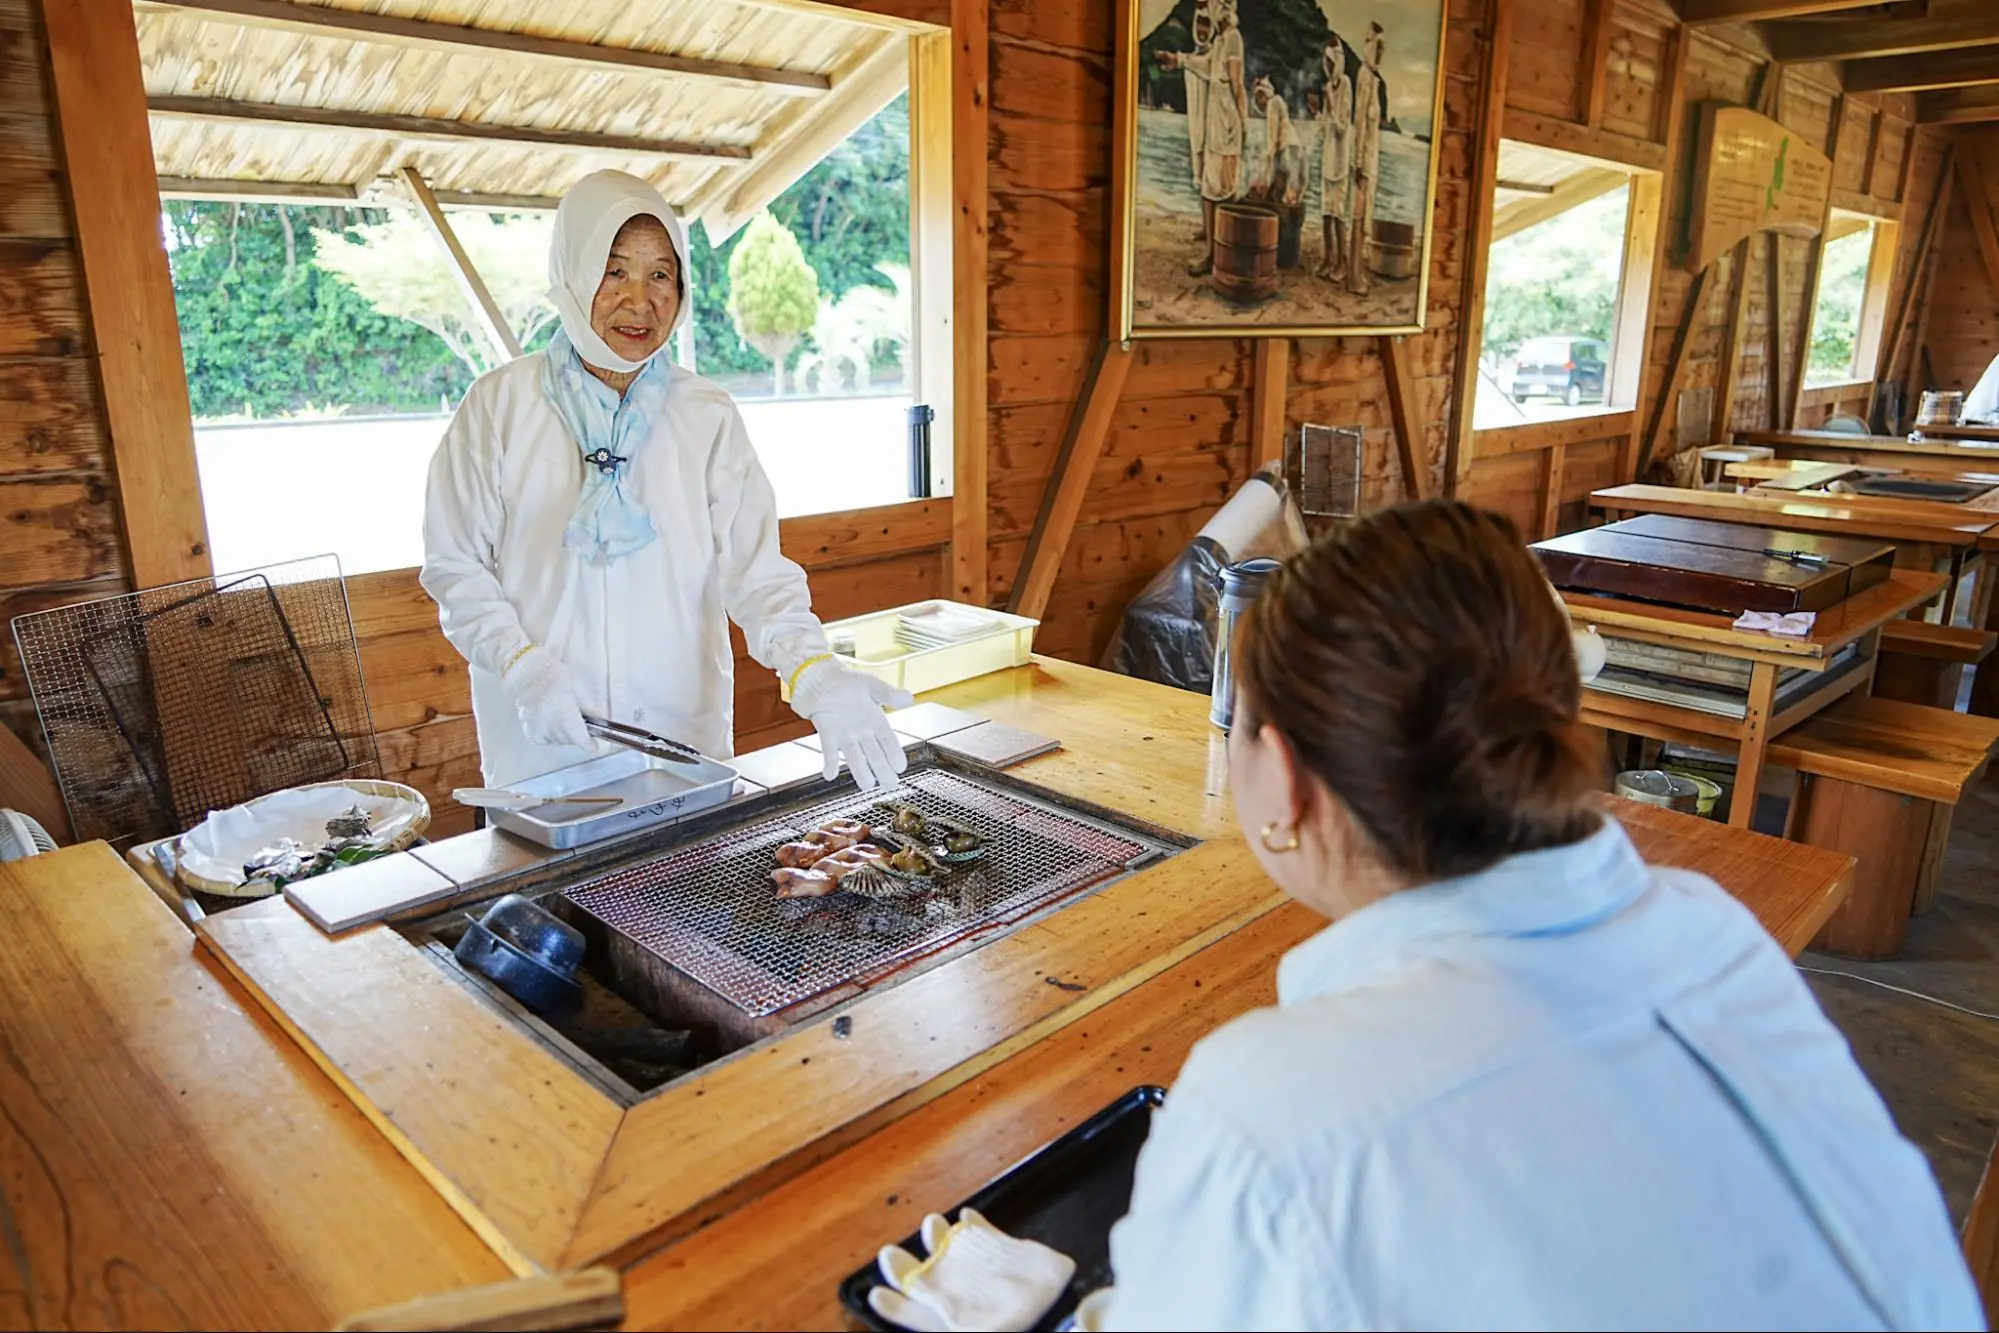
[545, 170, 692, 374]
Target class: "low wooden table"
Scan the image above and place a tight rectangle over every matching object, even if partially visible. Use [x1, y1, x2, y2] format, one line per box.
[1563, 568, 1948, 826]
[1913, 422, 1999, 444]
[616, 797, 1854, 1330]
[1739, 428, 1999, 474]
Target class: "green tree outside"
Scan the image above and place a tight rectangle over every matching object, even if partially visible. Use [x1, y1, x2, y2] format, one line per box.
[726, 210, 821, 395]
[1480, 186, 1630, 366]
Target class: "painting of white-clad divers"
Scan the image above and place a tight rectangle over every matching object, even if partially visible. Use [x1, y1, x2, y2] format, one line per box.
[1112, 0, 1448, 338]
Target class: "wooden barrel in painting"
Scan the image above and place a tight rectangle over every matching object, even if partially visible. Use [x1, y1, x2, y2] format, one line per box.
[1213, 203, 1279, 303]
[1369, 219, 1417, 279]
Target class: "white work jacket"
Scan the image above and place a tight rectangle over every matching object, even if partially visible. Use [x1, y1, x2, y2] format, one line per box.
[421, 354, 829, 787]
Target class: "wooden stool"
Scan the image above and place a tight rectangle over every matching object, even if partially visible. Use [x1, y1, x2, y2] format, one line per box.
[1874, 622, 1998, 710]
[1969, 1133, 1999, 1326]
[1768, 697, 1999, 958]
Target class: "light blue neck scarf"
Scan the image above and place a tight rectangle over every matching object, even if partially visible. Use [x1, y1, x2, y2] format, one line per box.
[541, 328, 672, 564]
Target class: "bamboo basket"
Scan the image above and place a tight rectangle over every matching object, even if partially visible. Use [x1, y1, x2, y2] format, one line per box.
[177, 779, 431, 899]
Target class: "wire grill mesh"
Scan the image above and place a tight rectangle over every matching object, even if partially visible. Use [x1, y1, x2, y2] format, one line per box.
[563, 768, 1154, 1018]
[10, 556, 380, 847]
[1290, 422, 1364, 518]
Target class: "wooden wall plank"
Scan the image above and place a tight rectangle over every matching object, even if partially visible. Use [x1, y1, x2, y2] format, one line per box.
[0, 475, 125, 587]
[950, 0, 989, 606]
[41, 0, 211, 588]
[1449, 0, 1513, 492]
[0, 240, 84, 357]
[0, 358, 108, 476]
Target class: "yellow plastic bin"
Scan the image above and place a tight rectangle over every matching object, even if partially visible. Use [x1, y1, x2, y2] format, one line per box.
[782, 601, 1041, 701]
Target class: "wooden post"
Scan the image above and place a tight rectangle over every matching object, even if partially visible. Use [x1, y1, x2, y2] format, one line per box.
[1621, 24, 1692, 482]
[1445, 0, 1514, 495]
[908, 31, 955, 494]
[1537, 444, 1567, 539]
[1873, 141, 1955, 432]
[1786, 94, 1847, 430]
[1636, 265, 1714, 478]
[1955, 150, 1999, 299]
[1579, 0, 1616, 129]
[1765, 234, 1787, 428]
[1712, 238, 1757, 441]
[1006, 344, 1132, 622]
[1250, 338, 1290, 471]
[399, 167, 522, 362]
[949, 0, 989, 606]
[41, 0, 213, 587]
[1378, 335, 1427, 501]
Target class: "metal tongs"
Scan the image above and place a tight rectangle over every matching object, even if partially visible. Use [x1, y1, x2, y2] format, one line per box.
[583, 714, 702, 766]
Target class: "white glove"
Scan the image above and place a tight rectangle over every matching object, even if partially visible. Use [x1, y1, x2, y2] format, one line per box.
[869, 1208, 1077, 1333]
[792, 658, 913, 791]
[501, 646, 591, 751]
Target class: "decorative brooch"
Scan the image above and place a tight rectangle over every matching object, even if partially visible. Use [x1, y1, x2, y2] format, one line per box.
[584, 447, 626, 475]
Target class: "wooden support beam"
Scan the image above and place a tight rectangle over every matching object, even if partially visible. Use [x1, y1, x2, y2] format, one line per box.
[139, 0, 832, 93]
[1847, 46, 1999, 96]
[948, 0, 988, 606]
[1919, 86, 1999, 125]
[1765, 8, 1999, 62]
[399, 167, 522, 362]
[146, 95, 751, 162]
[1636, 265, 1714, 478]
[1250, 339, 1290, 471]
[1712, 237, 1756, 441]
[1681, 0, 1888, 21]
[1378, 336, 1426, 501]
[1766, 234, 1787, 429]
[1006, 344, 1133, 622]
[1501, 108, 1667, 173]
[0, 722, 70, 846]
[1957, 150, 1999, 301]
[701, 36, 911, 240]
[1873, 142, 1955, 429]
[45, 0, 213, 588]
[1623, 23, 1692, 481]
[1490, 167, 1630, 243]
[1579, 0, 1617, 129]
[1537, 444, 1567, 540]
[1446, 0, 1514, 495]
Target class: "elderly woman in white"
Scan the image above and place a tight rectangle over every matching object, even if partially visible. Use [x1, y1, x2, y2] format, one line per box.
[422, 171, 908, 791]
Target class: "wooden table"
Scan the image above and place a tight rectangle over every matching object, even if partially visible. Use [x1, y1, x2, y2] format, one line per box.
[1593, 482, 1998, 624]
[1913, 422, 1999, 444]
[1562, 567, 1948, 827]
[615, 797, 1854, 1331]
[1738, 428, 1999, 476]
[0, 661, 1859, 1330]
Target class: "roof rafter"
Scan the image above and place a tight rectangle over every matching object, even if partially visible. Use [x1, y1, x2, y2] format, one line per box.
[1918, 85, 1999, 124]
[136, 0, 831, 96]
[146, 95, 752, 162]
[1763, 7, 1999, 63]
[1681, 0, 1893, 26]
[1845, 44, 1999, 95]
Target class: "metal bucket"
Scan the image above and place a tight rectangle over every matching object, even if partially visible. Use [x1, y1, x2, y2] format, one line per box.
[1213, 203, 1279, 304]
[1613, 769, 1701, 813]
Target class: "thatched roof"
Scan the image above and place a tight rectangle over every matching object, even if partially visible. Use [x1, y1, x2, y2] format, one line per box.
[136, 0, 915, 238]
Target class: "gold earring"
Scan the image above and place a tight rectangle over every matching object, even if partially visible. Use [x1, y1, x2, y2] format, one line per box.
[1260, 820, 1300, 854]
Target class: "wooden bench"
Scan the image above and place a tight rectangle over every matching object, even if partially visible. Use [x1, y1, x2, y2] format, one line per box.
[1768, 697, 1999, 958]
[1874, 621, 1999, 710]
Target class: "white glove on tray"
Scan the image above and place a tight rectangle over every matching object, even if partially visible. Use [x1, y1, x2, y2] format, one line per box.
[792, 658, 913, 791]
[869, 1208, 1077, 1333]
[502, 646, 591, 751]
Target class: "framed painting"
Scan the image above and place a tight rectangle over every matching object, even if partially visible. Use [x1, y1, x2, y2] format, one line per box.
[1111, 0, 1450, 339]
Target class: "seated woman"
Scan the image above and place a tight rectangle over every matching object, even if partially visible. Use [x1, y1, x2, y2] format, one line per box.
[1103, 501, 1980, 1330]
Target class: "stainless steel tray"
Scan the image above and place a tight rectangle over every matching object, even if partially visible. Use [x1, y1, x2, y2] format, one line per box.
[491, 750, 740, 850]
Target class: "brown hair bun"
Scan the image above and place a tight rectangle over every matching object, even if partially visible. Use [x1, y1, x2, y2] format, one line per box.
[1234, 500, 1602, 881]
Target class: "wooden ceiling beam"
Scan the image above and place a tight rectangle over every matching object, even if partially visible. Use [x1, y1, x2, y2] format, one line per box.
[1844, 44, 1999, 94]
[1764, 7, 1999, 63]
[146, 95, 753, 162]
[157, 177, 567, 210]
[1491, 167, 1631, 243]
[136, 0, 831, 95]
[1917, 85, 1999, 123]
[1680, 0, 1895, 26]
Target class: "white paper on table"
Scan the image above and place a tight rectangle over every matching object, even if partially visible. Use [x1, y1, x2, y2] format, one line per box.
[1732, 609, 1817, 638]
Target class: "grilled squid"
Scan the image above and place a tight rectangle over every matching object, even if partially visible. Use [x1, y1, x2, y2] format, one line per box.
[775, 841, 830, 868]
[816, 844, 888, 881]
[771, 866, 838, 898]
[820, 818, 872, 841]
[804, 828, 857, 853]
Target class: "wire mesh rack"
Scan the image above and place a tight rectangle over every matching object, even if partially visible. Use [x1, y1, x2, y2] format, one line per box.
[10, 555, 381, 848]
[1289, 422, 1364, 518]
[562, 767, 1178, 1019]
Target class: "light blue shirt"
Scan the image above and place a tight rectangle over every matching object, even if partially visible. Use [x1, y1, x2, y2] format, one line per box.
[1104, 820, 1983, 1331]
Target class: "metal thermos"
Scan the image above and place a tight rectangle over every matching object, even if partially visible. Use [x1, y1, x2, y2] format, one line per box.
[907, 404, 934, 498]
[1210, 557, 1284, 731]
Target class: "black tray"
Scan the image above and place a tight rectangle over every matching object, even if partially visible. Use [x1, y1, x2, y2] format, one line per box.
[837, 1085, 1166, 1332]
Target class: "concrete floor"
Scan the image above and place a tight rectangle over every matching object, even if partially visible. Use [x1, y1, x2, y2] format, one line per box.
[1800, 764, 1999, 1227]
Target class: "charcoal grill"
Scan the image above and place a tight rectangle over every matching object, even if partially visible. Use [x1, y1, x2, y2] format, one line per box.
[411, 754, 1191, 1094]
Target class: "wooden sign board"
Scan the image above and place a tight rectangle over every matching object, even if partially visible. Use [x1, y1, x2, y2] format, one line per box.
[1687, 105, 1833, 273]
